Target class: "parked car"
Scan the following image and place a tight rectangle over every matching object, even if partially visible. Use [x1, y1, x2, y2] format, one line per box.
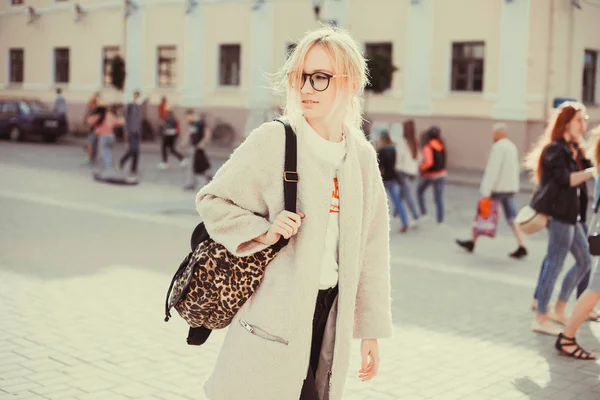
[0, 97, 68, 143]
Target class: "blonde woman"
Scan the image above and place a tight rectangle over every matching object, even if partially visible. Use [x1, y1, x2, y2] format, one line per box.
[195, 27, 393, 399]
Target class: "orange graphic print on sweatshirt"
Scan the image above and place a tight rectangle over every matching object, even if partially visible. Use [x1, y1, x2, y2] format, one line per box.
[330, 178, 340, 213]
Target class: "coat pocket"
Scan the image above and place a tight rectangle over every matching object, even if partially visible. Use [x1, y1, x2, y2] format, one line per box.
[239, 320, 289, 346]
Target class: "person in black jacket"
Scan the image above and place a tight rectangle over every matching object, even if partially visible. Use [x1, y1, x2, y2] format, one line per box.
[555, 124, 600, 360]
[524, 102, 596, 344]
[377, 131, 409, 232]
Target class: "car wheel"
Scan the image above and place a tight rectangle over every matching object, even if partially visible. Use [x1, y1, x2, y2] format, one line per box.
[9, 126, 22, 142]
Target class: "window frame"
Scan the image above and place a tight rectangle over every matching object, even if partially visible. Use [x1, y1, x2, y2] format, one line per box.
[450, 41, 485, 93]
[8, 48, 24, 85]
[219, 44, 241, 87]
[54, 47, 70, 84]
[156, 45, 177, 88]
[582, 49, 598, 105]
[102, 46, 120, 87]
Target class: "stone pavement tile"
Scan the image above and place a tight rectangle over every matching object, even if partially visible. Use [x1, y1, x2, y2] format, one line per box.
[0, 366, 36, 380]
[72, 376, 121, 393]
[576, 392, 600, 400]
[18, 357, 69, 374]
[0, 376, 44, 393]
[75, 391, 133, 400]
[111, 382, 168, 399]
[21, 371, 72, 387]
[29, 383, 75, 397]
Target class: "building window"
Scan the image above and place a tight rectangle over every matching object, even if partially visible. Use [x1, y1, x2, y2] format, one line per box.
[54, 48, 70, 84]
[583, 50, 598, 104]
[9, 48, 24, 84]
[451, 42, 485, 92]
[10, 0, 24, 5]
[365, 42, 394, 91]
[102, 46, 120, 86]
[157, 46, 177, 87]
[219, 44, 241, 86]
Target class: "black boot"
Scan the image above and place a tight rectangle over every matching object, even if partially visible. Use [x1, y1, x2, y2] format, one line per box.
[510, 246, 528, 259]
[456, 239, 475, 253]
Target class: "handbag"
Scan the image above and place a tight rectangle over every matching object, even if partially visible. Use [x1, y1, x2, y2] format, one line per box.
[515, 205, 548, 235]
[472, 198, 499, 238]
[164, 119, 299, 342]
[516, 182, 552, 235]
[588, 197, 600, 256]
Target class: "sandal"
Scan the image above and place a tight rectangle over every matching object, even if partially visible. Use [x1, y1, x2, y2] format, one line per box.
[555, 333, 596, 360]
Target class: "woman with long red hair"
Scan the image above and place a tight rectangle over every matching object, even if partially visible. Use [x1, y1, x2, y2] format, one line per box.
[555, 124, 600, 360]
[525, 102, 595, 344]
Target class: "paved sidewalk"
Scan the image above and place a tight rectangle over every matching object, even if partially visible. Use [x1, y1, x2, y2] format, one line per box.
[2, 145, 600, 400]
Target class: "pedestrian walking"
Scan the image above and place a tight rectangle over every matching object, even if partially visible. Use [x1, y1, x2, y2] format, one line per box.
[158, 109, 185, 169]
[417, 126, 447, 224]
[524, 101, 595, 337]
[395, 119, 420, 224]
[195, 26, 392, 400]
[183, 110, 212, 191]
[84, 92, 100, 164]
[87, 102, 124, 178]
[119, 90, 142, 176]
[456, 123, 527, 258]
[378, 131, 409, 232]
[53, 88, 67, 116]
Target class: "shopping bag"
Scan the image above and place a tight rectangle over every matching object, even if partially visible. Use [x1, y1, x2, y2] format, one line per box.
[472, 198, 499, 238]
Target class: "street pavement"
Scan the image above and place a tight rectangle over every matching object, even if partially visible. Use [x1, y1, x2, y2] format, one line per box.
[1, 140, 600, 400]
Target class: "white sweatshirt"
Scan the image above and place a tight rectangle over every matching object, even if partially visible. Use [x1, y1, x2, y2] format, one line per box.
[479, 138, 520, 197]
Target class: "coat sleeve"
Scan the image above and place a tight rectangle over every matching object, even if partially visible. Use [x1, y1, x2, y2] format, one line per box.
[195, 122, 284, 257]
[353, 151, 393, 339]
[479, 143, 502, 197]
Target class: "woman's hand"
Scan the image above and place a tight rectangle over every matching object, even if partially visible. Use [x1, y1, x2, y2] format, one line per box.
[358, 339, 380, 382]
[255, 211, 305, 245]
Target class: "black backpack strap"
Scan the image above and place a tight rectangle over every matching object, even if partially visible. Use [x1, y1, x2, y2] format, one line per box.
[275, 119, 298, 213]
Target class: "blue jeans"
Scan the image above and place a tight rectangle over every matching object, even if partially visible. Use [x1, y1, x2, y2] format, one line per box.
[384, 180, 409, 227]
[398, 172, 420, 220]
[417, 176, 445, 223]
[535, 220, 592, 314]
[98, 135, 115, 175]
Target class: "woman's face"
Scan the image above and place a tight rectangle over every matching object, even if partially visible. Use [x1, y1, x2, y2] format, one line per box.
[299, 45, 338, 121]
[567, 110, 588, 138]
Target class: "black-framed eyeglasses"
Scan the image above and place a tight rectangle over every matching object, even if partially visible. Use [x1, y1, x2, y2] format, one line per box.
[300, 72, 339, 92]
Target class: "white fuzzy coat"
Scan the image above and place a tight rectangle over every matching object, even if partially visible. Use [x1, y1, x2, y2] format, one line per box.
[195, 120, 393, 400]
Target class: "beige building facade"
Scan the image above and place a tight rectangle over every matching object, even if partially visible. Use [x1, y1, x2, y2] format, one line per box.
[1, 0, 600, 170]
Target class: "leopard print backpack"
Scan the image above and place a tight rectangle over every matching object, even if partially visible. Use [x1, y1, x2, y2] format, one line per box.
[164, 119, 298, 336]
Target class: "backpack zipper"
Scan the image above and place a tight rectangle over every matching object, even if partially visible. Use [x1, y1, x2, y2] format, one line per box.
[239, 320, 289, 345]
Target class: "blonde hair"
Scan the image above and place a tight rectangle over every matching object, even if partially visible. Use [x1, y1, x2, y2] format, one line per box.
[273, 26, 368, 139]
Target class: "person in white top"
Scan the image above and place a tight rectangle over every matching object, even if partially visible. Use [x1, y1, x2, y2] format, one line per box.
[456, 123, 527, 259]
[394, 119, 421, 223]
